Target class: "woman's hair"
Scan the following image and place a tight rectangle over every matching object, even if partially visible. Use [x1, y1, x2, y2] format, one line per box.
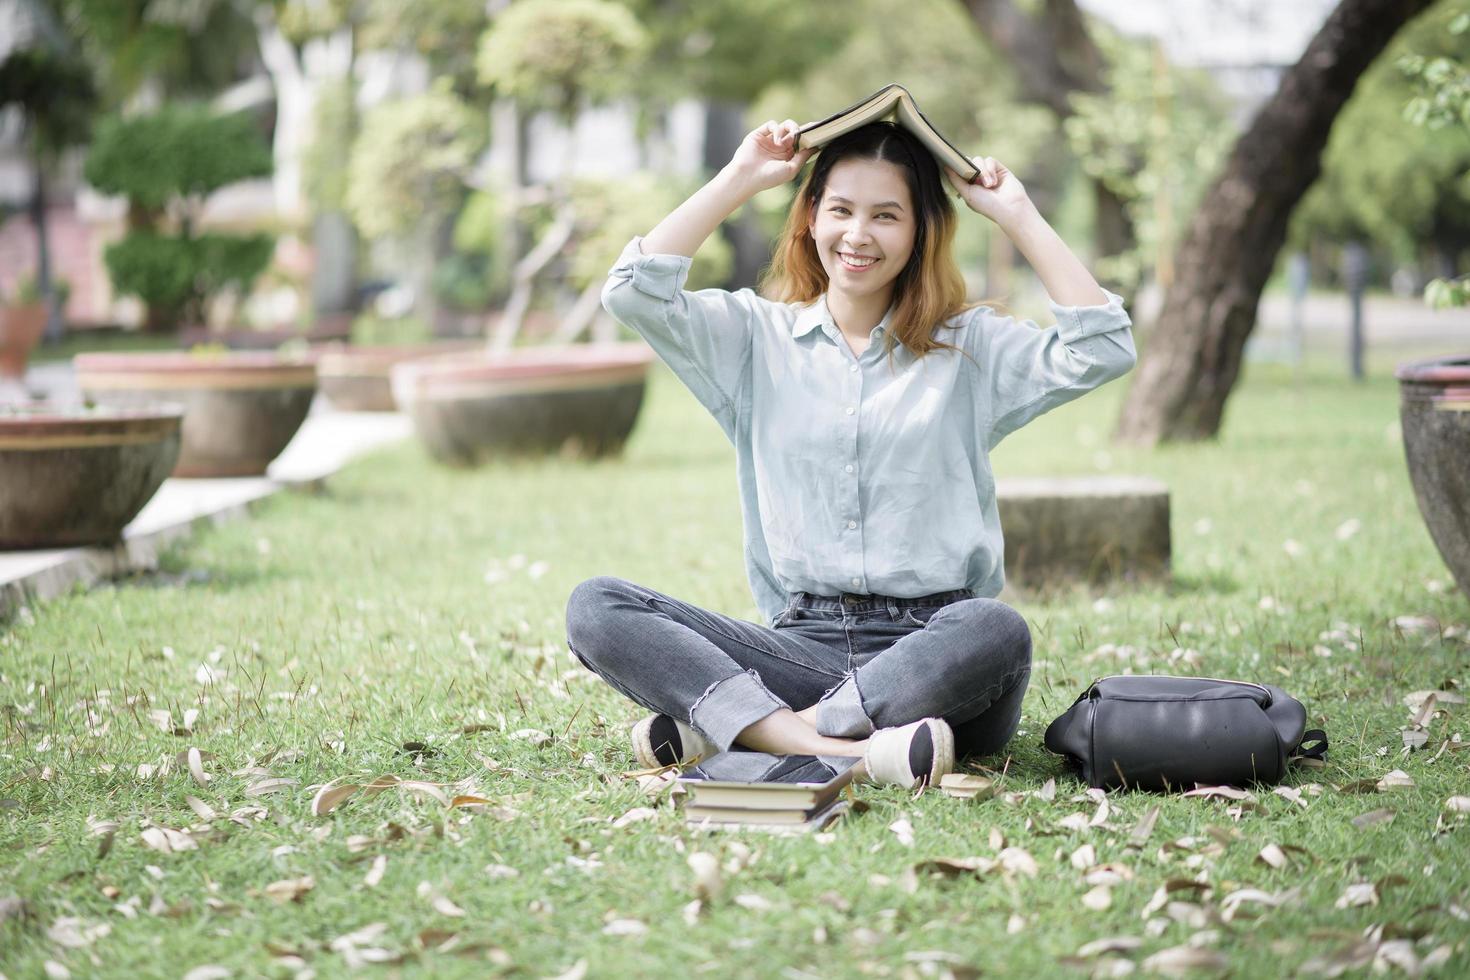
[759, 121, 980, 369]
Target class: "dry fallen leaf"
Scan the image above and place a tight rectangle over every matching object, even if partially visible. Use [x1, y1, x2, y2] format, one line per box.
[1334, 882, 1378, 908]
[311, 782, 360, 817]
[140, 826, 196, 855]
[1351, 808, 1396, 829]
[363, 855, 387, 888]
[1445, 796, 1470, 813]
[1070, 844, 1097, 870]
[184, 796, 217, 822]
[182, 966, 230, 980]
[244, 778, 298, 799]
[47, 917, 110, 948]
[1257, 844, 1290, 869]
[601, 918, 647, 936]
[939, 774, 996, 800]
[186, 748, 210, 786]
[1181, 785, 1255, 802]
[611, 807, 658, 829]
[998, 847, 1038, 877]
[1376, 770, 1415, 791]
[1140, 945, 1228, 975]
[733, 893, 773, 911]
[889, 819, 915, 847]
[1076, 936, 1144, 958]
[687, 852, 722, 902]
[1081, 885, 1113, 911]
[264, 876, 314, 904]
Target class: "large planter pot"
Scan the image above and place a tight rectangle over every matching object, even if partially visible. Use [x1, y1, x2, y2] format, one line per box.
[0, 404, 182, 549]
[391, 342, 655, 466]
[316, 341, 480, 412]
[75, 351, 317, 478]
[1397, 354, 1470, 601]
[0, 302, 47, 378]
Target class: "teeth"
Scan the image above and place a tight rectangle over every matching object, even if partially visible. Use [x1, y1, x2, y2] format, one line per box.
[840, 253, 877, 267]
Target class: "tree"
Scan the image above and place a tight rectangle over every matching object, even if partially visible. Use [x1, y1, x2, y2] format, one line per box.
[475, 0, 645, 348]
[85, 106, 275, 331]
[958, 0, 1139, 278]
[1114, 0, 1437, 446]
[0, 45, 97, 342]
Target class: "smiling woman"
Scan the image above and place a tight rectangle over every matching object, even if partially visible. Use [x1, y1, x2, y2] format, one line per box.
[579, 107, 1133, 790]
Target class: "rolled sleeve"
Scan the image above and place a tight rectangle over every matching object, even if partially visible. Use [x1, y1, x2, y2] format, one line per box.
[601, 235, 755, 430]
[975, 289, 1136, 449]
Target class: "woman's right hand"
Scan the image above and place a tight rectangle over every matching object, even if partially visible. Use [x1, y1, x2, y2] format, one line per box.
[726, 119, 814, 195]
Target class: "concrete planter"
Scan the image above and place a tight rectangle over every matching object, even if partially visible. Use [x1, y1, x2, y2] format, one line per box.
[392, 342, 654, 466]
[0, 302, 47, 378]
[316, 341, 481, 412]
[1397, 354, 1470, 600]
[75, 351, 317, 478]
[0, 404, 182, 548]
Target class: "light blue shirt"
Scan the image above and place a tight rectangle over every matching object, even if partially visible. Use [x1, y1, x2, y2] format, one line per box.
[602, 235, 1136, 626]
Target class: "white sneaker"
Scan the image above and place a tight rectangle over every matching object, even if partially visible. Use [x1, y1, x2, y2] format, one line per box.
[862, 718, 955, 789]
[631, 714, 717, 768]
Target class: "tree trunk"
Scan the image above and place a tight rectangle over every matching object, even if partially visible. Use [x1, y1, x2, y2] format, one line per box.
[27, 156, 63, 343]
[703, 99, 766, 291]
[1114, 0, 1435, 446]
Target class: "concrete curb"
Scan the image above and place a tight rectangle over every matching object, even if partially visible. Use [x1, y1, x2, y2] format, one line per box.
[0, 410, 412, 621]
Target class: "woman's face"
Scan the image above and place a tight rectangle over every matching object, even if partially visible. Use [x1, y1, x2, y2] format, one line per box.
[808, 157, 917, 307]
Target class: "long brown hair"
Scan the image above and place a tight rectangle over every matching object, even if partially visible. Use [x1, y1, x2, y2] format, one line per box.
[760, 121, 982, 370]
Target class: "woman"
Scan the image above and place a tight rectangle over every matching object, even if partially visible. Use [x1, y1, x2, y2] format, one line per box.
[565, 116, 1135, 789]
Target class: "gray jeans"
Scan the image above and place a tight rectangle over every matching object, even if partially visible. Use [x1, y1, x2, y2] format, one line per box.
[564, 576, 1032, 758]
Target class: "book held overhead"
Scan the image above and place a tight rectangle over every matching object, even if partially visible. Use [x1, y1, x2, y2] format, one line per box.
[797, 83, 981, 183]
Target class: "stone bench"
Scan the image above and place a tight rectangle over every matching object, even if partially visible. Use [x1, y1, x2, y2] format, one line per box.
[996, 476, 1171, 590]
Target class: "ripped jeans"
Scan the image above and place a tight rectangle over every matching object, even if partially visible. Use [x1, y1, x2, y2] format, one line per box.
[564, 576, 1033, 758]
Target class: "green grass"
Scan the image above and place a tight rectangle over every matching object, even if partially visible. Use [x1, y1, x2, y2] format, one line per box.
[2, 348, 1468, 978]
[30, 330, 179, 364]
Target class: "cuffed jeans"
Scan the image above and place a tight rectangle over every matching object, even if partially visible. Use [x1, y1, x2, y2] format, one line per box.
[564, 576, 1032, 758]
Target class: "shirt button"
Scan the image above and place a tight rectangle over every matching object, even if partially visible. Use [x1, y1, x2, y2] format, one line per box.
[849, 364, 858, 373]
[845, 406, 855, 415]
[847, 520, 857, 529]
[851, 577, 861, 587]
[845, 464, 854, 474]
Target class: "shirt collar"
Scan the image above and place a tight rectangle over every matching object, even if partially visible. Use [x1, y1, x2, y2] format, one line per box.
[791, 294, 897, 341]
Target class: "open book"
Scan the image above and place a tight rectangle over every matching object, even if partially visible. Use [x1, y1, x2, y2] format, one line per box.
[797, 84, 980, 183]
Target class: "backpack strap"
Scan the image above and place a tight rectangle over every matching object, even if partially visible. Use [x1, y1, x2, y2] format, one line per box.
[1291, 729, 1329, 763]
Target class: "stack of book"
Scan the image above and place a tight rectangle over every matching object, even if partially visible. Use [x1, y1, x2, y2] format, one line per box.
[677, 752, 861, 833]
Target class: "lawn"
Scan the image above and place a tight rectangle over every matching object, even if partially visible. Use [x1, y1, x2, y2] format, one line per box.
[2, 345, 1467, 978]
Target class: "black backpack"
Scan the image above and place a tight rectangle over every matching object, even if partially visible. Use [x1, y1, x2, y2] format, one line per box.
[1043, 675, 1329, 791]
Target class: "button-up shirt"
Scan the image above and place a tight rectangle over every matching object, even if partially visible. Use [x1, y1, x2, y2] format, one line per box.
[602, 235, 1136, 626]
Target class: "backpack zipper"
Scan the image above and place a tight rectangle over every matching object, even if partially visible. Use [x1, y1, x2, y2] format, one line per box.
[1090, 674, 1272, 702]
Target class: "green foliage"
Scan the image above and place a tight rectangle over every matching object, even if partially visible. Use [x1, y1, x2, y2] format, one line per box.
[349, 311, 433, 345]
[359, 0, 490, 95]
[1398, 8, 1470, 130]
[84, 105, 273, 213]
[104, 231, 274, 325]
[615, 0, 852, 107]
[302, 77, 356, 215]
[10, 273, 69, 307]
[345, 82, 486, 241]
[476, 0, 644, 121]
[1062, 31, 1237, 291]
[431, 253, 499, 311]
[60, 0, 263, 104]
[0, 46, 98, 157]
[565, 172, 732, 291]
[1291, 2, 1470, 265]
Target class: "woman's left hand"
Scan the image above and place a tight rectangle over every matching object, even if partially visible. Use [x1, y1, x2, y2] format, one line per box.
[944, 156, 1034, 228]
